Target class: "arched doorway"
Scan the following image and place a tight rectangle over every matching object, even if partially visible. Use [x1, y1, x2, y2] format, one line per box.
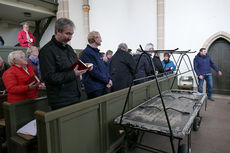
[208, 38, 230, 95]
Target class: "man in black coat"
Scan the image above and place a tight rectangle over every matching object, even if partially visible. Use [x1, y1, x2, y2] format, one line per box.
[152, 52, 164, 76]
[133, 52, 152, 84]
[109, 43, 136, 92]
[39, 18, 88, 110]
[0, 56, 10, 94]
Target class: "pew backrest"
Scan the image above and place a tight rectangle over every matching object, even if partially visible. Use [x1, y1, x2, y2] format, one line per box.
[0, 94, 7, 118]
[3, 96, 50, 140]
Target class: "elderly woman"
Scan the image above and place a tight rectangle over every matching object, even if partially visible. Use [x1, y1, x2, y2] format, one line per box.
[27, 46, 41, 80]
[2, 50, 38, 103]
[161, 53, 176, 72]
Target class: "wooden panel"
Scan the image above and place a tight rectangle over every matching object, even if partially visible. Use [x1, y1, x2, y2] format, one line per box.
[59, 107, 100, 153]
[132, 87, 148, 107]
[0, 94, 7, 118]
[3, 96, 49, 153]
[107, 94, 127, 147]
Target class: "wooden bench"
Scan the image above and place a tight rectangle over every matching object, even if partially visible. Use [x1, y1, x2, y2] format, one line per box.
[0, 94, 7, 119]
[35, 75, 178, 153]
[0, 94, 7, 153]
[3, 96, 50, 153]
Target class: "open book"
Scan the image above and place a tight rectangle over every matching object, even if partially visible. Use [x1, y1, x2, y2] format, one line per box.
[166, 68, 172, 71]
[69, 60, 93, 70]
[17, 119, 37, 136]
[25, 75, 40, 84]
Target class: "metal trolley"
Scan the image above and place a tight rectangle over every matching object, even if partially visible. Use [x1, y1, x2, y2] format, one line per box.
[114, 46, 207, 153]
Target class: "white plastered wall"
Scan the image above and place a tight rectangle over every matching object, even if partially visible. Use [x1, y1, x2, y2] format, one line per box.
[88, 0, 157, 53]
[165, 0, 230, 86]
[40, 18, 56, 47]
[68, 0, 88, 50]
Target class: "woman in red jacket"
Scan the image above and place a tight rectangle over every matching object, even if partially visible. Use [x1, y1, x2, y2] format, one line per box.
[2, 50, 38, 103]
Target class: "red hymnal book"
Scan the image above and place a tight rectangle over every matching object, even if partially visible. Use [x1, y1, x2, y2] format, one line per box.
[166, 68, 172, 71]
[69, 60, 93, 70]
[25, 75, 40, 84]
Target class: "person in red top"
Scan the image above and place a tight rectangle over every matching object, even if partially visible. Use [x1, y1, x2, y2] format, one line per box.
[2, 50, 38, 103]
[18, 23, 35, 47]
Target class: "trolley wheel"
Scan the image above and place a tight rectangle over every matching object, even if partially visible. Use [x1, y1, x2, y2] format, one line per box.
[178, 144, 187, 153]
[193, 116, 201, 131]
[117, 140, 128, 153]
[127, 130, 139, 151]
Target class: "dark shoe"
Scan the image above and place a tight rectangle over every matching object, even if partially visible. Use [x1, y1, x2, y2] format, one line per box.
[208, 97, 215, 101]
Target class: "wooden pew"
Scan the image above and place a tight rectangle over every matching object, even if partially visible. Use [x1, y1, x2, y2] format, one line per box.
[0, 94, 7, 153]
[0, 46, 28, 62]
[35, 75, 177, 153]
[0, 94, 7, 119]
[3, 96, 50, 153]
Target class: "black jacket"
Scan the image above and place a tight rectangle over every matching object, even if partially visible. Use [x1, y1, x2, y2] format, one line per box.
[153, 56, 164, 73]
[133, 54, 152, 84]
[0, 36, 4, 46]
[109, 49, 136, 91]
[0, 62, 10, 91]
[39, 36, 81, 109]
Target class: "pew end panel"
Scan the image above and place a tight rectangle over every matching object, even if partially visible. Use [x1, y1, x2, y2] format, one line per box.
[3, 96, 50, 153]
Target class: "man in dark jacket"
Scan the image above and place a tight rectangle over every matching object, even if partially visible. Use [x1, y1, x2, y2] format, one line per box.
[152, 53, 164, 76]
[0, 56, 10, 94]
[194, 48, 222, 101]
[39, 18, 88, 110]
[109, 43, 136, 91]
[133, 51, 152, 85]
[80, 31, 112, 99]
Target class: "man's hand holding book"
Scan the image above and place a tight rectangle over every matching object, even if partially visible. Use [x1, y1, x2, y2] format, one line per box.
[70, 60, 93, 76]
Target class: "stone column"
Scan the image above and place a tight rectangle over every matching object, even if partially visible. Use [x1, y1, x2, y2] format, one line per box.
[82, 0, 90, 35]
[157, 0, 165, 50]
[82, 0, 90, 45]
[57, 0, 70, 19]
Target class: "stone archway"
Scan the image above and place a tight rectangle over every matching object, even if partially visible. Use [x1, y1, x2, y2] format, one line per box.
[203, 31, 230, 49]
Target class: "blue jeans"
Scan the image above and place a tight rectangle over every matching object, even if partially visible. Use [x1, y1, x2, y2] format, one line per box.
[198, 74, 213, 98]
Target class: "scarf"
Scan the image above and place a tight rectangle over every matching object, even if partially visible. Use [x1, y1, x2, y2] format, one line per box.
[24, 30, 32, 46]
[163, 59, 169, 64]
[24, 30, 30, 40]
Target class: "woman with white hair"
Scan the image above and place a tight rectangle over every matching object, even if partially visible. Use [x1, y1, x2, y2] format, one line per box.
[2, 50, 38, 103]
